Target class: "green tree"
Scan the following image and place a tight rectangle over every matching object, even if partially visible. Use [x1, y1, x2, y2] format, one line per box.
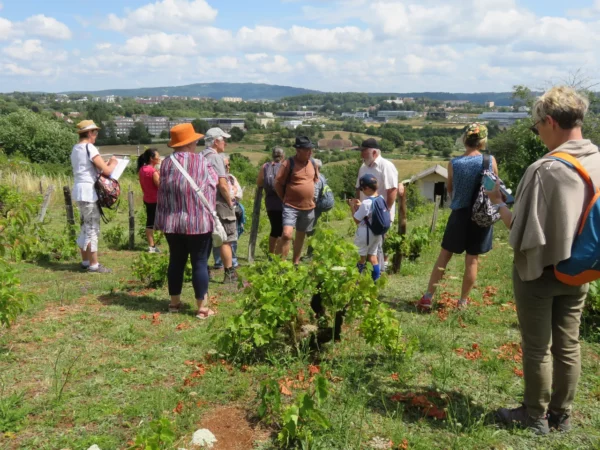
[128, 122, 152, 145]
[381, 128, 405, 147]
[229, 127, 245, 143]
[366, 126, 378, 136]
[332, 133, 343, 140]
[192, 119, 210, 134]
[379, 139, 395, 153]
[0, 109, 77, 163]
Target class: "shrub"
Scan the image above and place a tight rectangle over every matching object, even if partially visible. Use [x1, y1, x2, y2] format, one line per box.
[0, 262, 34, 327]
[104, 225, 126, 250]
[0, 109, 77, 164]
[131, 253, 170, 288]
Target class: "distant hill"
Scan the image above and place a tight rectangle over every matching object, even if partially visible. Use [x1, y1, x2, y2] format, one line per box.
[63, 82, 321, 101]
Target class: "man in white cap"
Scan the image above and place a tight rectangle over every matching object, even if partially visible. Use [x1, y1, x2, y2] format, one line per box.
[202, 127, 238, 283]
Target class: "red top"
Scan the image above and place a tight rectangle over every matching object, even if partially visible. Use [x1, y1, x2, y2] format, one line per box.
[139, 165, 159, 203]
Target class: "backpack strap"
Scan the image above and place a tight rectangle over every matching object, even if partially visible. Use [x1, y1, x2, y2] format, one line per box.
[550, 152, 597, 192]
[482, 154, 490, 173]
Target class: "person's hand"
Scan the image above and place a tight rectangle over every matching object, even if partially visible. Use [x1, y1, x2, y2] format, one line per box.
[398, 183, 405, 197]
[486, 180, 505, 205]
[109, 156, 118, 165]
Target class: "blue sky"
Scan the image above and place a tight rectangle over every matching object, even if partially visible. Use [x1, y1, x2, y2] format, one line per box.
[1, 0, 599, 94]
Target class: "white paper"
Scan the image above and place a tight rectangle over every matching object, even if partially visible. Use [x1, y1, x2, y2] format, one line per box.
[110, 157, 130, 181]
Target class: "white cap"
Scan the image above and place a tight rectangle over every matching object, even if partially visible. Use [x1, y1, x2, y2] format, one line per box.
[204, 127, 231, 140]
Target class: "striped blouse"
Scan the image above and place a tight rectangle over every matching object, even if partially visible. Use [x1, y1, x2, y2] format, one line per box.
[155, 152, 218, 235]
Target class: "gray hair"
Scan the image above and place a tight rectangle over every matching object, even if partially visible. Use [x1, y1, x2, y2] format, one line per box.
[205, 136, 223, 147]
[313, 158, 323, 169]
[532, 86, 589, 129]
[272, 147, 285, 162]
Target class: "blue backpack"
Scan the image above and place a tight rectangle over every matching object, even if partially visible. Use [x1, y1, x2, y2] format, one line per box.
[550, 152, 600, 286]
[365, 196, 391, 237]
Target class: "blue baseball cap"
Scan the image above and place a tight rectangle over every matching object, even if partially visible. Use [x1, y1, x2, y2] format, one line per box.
[359, 173, 378, 190]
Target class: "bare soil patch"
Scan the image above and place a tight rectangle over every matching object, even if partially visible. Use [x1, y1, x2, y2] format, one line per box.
[199, 406, 270, 449]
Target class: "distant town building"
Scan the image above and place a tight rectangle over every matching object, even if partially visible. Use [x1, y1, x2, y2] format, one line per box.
[342, 112, 369, 119]
[445, 100, 470, 106]
[484, 101, 495, 108]
[282, 120, 304, 129]
[103, 95, 116, 104]
[276, 111, 315, 118]
[384, 99, 404, 105]
[256, 118, 275, 127]
[221, 97, 243, 103]
[258, 112, 274, 118]
[377, 110, 418, 119]
[202, 118, 245, 131]
[478, 112, 530, 127]
[518, 106, 531, 112]
[409, 165, 449, 205]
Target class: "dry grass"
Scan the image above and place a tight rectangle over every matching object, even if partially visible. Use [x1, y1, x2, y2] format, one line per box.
[322, 131, 374, 141]
[327, 157, 447, 181]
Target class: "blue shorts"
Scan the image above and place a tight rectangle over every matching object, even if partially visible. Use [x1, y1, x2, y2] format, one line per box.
[441, 207, 493, 255]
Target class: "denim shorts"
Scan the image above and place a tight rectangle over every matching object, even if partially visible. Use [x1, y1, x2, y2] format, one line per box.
[282, 205, 315, 233]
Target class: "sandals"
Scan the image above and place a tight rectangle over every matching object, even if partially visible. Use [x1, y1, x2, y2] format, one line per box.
[168, 303, 183, 313]
[196, 309, 217, 320]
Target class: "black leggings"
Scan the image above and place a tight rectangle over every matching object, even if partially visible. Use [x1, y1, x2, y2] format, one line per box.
[165, 233, 211, 300]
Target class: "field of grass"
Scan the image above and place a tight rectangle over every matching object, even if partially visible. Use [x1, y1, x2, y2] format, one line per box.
[321, 131, 374, 141]
[327, 157, 448, 181]
[1, 186, 599, 449]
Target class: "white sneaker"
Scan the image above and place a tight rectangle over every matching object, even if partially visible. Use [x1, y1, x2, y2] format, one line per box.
[148, 246, 160, 253]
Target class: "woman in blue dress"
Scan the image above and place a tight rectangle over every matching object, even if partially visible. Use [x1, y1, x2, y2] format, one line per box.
[417, 123, 499, 312]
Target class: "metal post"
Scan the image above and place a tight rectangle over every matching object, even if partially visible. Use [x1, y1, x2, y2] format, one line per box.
[430, 195, 440, 234]
[247, 187, 263, 263]
[128, 190, 135, 250]
[38, 185, 54, 222]
[63, 186, 76, 238]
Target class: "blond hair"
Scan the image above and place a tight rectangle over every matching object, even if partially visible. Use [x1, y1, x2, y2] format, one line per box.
[532, 86, 589, 129]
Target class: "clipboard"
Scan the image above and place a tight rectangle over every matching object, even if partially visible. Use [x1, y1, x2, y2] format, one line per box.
[110, 157, 130, 181]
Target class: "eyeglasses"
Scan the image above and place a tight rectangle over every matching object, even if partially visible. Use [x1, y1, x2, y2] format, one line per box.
[530, 120, 541, 136]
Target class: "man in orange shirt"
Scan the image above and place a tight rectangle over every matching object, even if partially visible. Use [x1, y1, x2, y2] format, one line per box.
[274, 136, 319, 264]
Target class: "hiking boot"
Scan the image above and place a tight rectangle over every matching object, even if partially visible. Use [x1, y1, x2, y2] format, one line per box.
[88, 264, 112, 274]
[224, 268, 238, 284]
[417, 295, 433, 313]
[548, 411, 572, 432]
[496, 405, 549, 435]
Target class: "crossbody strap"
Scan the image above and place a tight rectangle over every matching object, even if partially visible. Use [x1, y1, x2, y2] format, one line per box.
[170, 154, 217, 219]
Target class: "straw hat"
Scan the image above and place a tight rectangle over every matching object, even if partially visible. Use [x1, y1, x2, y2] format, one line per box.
[76, 120, 101, 134]
[168, 123, 204, 148]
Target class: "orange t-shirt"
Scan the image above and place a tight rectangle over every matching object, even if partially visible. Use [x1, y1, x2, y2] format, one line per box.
[275, 157, 318, 210]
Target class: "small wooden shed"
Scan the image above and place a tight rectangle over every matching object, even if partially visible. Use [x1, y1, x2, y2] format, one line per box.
[409, 164, 448, 205]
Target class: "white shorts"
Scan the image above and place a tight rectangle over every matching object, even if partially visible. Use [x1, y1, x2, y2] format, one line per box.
[354, 227, 382, 257]
[76, 201, 101, 252]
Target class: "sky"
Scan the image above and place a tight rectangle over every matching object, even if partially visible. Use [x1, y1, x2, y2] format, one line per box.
[1, 0, 599, 94]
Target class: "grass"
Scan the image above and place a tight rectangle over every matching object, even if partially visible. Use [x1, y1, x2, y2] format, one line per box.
[327, 158, 448, 181]
[0, 194, 599, 449]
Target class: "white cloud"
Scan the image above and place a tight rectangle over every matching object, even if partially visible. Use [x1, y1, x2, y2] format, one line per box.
[96, 43, 112, 50]
[261, 55, 293, 73]
[104, 0, 218, 33]
[214, 56, 238, 69]
[2, 39, 43, 60]
[22, 15, 72, 40]
[121, 33, 197, 56]
[245, 53, 268, 62]
[0, 17, 12, 41]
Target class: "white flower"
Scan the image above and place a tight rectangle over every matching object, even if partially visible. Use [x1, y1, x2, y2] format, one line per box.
[190, 429, 218, 448]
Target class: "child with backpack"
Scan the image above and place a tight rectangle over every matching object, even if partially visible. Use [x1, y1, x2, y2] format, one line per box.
[349, 174, 390, 282]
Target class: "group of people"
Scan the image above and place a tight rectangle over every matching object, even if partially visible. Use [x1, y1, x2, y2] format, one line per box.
[258, 135, 400, 278]
[70, 85, 597, 435]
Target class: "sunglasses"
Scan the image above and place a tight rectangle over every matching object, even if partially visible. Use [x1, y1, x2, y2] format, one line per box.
[530, 120, 541, 136]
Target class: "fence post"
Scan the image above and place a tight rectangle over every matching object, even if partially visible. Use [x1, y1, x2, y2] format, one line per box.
[392, 183, 407, 274]
[63, 186, 76, 238]
[247, 186, 263, 263]
[430, 195, 440, 234]
[38, 185, 55, 222]
[128, 190, 135, 250]
[39, 180, 44, 194]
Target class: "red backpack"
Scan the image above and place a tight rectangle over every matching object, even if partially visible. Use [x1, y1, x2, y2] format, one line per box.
[550, 152, 600, 286]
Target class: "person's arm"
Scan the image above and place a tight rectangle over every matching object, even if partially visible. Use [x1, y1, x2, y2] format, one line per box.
[92, 155, 118, 176]
[486, 180, 511, 228]
[152, 170, 160, 188]
[352, 200, 365, 224]
[257, 164, 265, 187]
[218, 177, 233, 206]
[446, 161, 453, 198]
[492, 156, 499, 176]
[386, 187, 398, 210]
[274, 161, 288, 200]
[234, 177, 243, 200]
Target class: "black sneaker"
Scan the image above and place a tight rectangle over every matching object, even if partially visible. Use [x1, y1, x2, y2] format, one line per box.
[87, 264, 112, 274]
[548, 411, 572, 432]
[224, 268, 238, 284]
[496, 405, 549, 435]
